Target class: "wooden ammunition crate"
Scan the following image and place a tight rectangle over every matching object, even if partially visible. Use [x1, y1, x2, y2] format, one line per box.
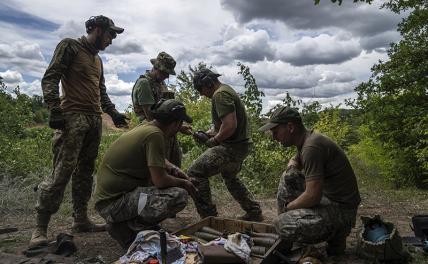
[173, 216, 283, 264]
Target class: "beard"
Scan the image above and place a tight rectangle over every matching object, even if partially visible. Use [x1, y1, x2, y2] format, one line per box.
[95, 36, 104, 50]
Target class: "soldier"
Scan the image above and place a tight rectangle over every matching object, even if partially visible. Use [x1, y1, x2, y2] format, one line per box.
[132, 52, 191, 167]
[259, 106, 361, 255]
[189, 68, 263, 221]
[29, 15, 129, 248]
[94, 99, 197, 248]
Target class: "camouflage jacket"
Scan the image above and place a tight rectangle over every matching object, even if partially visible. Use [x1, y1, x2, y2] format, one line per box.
[41, 36, 115, 114]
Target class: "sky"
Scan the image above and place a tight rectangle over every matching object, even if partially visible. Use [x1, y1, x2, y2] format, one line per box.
[0, 0, 405, 112]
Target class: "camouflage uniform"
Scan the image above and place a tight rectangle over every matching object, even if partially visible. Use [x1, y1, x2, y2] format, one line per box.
[274, 168, 358, 244]
[96, 186, 187, 225]
[132, 52, 181, 167]
[37, 36, 116, 218]
[187, 144, 261, 218]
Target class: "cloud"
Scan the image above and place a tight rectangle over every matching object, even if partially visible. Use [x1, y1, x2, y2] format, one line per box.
[104, 73, 133, 97]
[0, 42, 47, 77]
[359, 30, 401, 52]
[0, 69, 41, 95]
[105, 38, 144, 55]
[103, 56, 132, 74]
[178, 25, 275, 66]
[0, 70, 23, 84]
[221, 0, 402, 38]
[55, 20, 85, 39]
[275, 34, 362, 66]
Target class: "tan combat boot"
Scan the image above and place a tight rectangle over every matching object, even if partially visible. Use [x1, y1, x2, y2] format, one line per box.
[29, 213, 51, 248]
[72, 210, 106, 233]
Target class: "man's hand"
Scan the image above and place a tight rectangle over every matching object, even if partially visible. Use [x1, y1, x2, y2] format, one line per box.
[180, 124, 193, 135]
[182, 180, 198, 199]
[107, 109, 129, 128]
[287, 158, 300, 171]
[49, 109, 65, 130]
[193, 130, 210, 144]
[170, 166, 189, 180]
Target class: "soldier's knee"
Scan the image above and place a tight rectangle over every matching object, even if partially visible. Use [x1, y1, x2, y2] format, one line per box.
[169, 187, 188, 208]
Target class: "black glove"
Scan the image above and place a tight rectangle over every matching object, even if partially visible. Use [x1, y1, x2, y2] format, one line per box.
[193, 130, 210, 144]
[107, 109, 129, 128]
[49, 109, 65, 130]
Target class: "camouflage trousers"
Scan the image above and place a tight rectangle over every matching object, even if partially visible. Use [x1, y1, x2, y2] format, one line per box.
[95, 186, 188, 225]
[36, 113, 102, 216]
[274, 168, 358, 244]
[187, 144, 261, 218]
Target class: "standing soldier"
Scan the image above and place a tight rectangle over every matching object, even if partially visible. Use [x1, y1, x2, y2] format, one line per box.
[189, 68, 263, 221]
[132, 52, 190, 167]
[29, 15, 129, 248]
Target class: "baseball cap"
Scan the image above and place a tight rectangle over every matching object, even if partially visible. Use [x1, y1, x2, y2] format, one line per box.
[258, 106, 301, 131]
[151, 99, 192, 123]
[85, 15, 124, 35]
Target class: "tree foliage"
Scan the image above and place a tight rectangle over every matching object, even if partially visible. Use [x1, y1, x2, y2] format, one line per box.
[351, 0, 428, 187]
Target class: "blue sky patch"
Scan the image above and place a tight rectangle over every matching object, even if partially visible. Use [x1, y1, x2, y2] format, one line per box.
[0, 3, 59, 32]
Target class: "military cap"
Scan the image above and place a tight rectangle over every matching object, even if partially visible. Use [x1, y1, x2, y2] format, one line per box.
[150, 52, 176, 75]
[150, 99, 192, 123]
[192, 68, 221, 91]
[85, 15, 124, 35]
[258, 106, 302, 131]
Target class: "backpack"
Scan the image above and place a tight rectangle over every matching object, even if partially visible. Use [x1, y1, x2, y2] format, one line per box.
[356, 215, 409, 263]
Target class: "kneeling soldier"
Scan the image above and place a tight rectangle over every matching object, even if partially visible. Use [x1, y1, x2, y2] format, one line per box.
[94, 99, 197, 248]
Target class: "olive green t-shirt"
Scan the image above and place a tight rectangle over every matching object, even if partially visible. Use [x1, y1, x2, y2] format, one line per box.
[131, 72, 169, 119]
[211, 84, 251, 146]
[94, 123, 166, 202]
[297, 131, 361, 209]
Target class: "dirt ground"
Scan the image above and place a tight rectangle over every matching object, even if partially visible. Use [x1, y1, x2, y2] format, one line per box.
[1, 186, 428, 263]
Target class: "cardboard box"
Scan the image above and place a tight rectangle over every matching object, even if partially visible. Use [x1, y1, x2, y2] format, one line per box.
[174, 216, 283, 264]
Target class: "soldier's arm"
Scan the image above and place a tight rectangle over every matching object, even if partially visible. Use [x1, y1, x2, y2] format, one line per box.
[41, 39, 77, 110]
[286, 179, 323, 210]
[149, 166, 197, 198]
[213, 111, 237, 142]
[99, 60, 116, 112]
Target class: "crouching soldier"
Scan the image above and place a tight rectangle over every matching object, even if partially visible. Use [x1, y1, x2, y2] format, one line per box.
[259, 106, 361, 255]
[94, 99, 197, 248]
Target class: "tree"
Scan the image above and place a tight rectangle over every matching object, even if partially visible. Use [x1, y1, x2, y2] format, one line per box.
[351, 0, 428, 187]
[237, 62, 265, 118]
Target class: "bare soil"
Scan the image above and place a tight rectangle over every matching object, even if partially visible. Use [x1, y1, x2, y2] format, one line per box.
[1, 187, 428, 263]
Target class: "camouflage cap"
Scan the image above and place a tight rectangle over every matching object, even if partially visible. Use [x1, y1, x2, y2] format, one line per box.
[150, 99, 192, 123]
[150, 52, 176, 75]
[258, 106, 301, 131]
[85, 15, 124, 35]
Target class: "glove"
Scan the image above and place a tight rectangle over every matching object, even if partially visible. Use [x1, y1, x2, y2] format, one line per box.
[49, 109, 65, 130]
[107, 109, 129, 128]
[205, 137, 220, 148]
[193, 130, 210, 144]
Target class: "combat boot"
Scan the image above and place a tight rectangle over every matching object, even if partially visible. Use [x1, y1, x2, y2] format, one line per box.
[29, 213, 51, 248]
[72, 211, 106, 233]
[326, 235, 347, 256]
[238, 211, 264, 222]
